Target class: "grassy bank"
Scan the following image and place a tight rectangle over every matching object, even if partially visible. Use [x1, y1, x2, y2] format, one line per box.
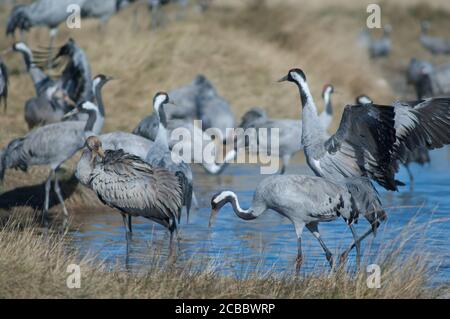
[0, 213, 447, 299]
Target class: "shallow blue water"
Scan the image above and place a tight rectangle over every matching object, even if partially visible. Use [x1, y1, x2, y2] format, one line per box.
[69, 147, 450, 285]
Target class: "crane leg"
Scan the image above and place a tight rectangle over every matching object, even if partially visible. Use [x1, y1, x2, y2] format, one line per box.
[295, 237, 303, 274]
[43, 170, 54, 226]
[348, 225, 361, 269]
[306, 223, 334, 268]
[341, 226, 374, 265]
[54, 174, 69, 221]
[122, 213, 133, 241]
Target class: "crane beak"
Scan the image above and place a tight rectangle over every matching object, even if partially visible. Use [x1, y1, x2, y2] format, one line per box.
[63, 108, 79, 119]
[208, 208, 218, 228]
[277, 75, 289, 83]
[169, 99, 177, 106]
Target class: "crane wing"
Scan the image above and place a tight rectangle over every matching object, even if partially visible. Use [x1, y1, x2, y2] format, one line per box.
[90, 150, 183, 223]
[320, 104, 398, 190]
[392, 98, 450, 161]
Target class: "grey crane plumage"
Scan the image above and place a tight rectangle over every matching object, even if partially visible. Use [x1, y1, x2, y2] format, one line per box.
[235, 85, 335, 174]
[279, 68, 450, 191]
[81, 0, 131, 29]
[196, 80, 236, 144]
[406, 58, 435, 100]
[145, 92, 194, 223]
[133, 81, 231, 175]
[0, 57, 8, 112]
[0, 101, 104, 223]
[11, 40, 93, 129]
[408, 59, 450, 100]
[366, 25, 392, 59]
[209, 175, 362, 272]
[133, 75, 215, 138]
[76, 136, 184, 248]
[280, 68, 450, 260]
[6, 0, 88, 66]
[420, 21, 450, 55]
[356, 95, 431, 185]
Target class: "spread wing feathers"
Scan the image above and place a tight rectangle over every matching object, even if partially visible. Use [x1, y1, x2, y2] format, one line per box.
[322, 104, 398, 190]
[89, 150, 183, 224]
[393, 98, 450, 162]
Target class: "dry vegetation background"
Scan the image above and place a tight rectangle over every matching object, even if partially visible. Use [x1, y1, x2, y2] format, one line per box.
[0, 0, 450, 299]
[1, 0, 450, 226]
[1, 0, 450, 173]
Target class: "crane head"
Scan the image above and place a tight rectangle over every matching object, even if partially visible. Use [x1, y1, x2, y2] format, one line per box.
[85, 136, 105, 159]
[321, 84, 334, 99]
[278, 68, 307, 84]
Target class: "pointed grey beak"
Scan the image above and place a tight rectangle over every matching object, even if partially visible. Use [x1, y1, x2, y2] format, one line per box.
[169, 99, 177, 106]
[277, 75, 289, 83]
[63, 108, 79, 119]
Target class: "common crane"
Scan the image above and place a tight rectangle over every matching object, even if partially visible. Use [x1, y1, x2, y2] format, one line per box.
[279, 68, 450, 259]
[76, 136, 183, 250]
[420, 21, 450, 55]
[81, 0, 131, 30]
[0, 101, 104, 224]
[10, 40, 93, 128]
[407, 58, 435, 100]
[133, 90, 231, 175]
[6, 0, 88, 66]
[407, 59, 450, 100]
[133, 75, 216, 138]
[209, 175, 364, 272]
[369, 25, 392, 58]
[235, 85, 335, 174]
[196, 79, 236, 144]
[144, 92, 194, 223]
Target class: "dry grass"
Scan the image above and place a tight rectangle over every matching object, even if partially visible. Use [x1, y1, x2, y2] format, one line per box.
[0, 212, 447, 299]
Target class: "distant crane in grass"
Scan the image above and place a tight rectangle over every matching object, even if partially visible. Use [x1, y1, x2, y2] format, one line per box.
[9, 39, 93, 129]
[6, 0, 88, 67]
[420, 20, 450, 55]
[81, 0, 132, 30]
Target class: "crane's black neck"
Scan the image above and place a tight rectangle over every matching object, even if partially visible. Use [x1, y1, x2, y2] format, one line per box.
[84, 110, 97, 133]
[94, 82, 106, 116]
